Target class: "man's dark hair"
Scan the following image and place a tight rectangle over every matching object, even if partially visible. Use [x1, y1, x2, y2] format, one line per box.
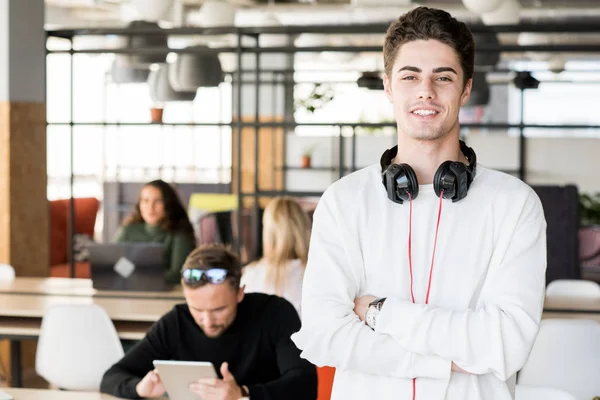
[383, 6, 475, 85]
[181, 244, 242, 289]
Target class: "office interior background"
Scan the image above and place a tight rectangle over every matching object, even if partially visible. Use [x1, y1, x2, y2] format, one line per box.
[1, 0, 600, 398]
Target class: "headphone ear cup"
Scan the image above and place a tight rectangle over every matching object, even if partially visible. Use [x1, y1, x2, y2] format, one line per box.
[383, 164, 419, 204]
[434, 161, 470, 202]
[434, 161, 456, 200]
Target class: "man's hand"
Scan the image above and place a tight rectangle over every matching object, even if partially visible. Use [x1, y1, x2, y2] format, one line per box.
[136, 369, 166, 398]
[451, 362, 469, 374]
[353, 295, 377, 322]
[189, 362, 243, 400]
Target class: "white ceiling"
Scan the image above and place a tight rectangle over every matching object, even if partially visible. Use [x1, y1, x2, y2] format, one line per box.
[44, 0, 600, 69]
[44, 0, 600, 28]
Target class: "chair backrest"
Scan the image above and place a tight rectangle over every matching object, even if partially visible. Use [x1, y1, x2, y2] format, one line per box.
[517, 319, 600, 400]
[0, 264, 15, 281]
[515, 385, 577, 400]
[545, 279, 600, 299]
[530, 185, 580, 283]
[49, 197, 100, 265]
[316, 366, 335, 400]
[36, 303, 124, 391]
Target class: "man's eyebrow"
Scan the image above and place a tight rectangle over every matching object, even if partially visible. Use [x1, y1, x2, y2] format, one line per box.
[191, 305, 225, 312]
[433, 67, 458, 75]
[398, 66, 421, 73]
[397, 66, 459, 75]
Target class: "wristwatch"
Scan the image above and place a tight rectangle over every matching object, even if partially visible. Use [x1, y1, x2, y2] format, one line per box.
[365, 297, 386, 330]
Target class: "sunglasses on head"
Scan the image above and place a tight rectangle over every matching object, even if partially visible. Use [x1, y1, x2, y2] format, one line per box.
[181, 268, 229, 284]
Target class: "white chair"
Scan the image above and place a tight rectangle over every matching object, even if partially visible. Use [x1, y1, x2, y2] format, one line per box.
[515, 384, 577, 400]
[517, 319, 600, 400]
[545, 279, 600, 299]
[0, 264, 15, 281]
[35, 304, 124, 391]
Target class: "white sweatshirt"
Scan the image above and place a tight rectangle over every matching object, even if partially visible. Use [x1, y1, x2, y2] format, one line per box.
[241, 258, 305, 316]
[291, 163, 547, 400]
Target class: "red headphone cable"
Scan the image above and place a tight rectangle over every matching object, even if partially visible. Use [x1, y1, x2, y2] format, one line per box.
[407, 190, 444, 400]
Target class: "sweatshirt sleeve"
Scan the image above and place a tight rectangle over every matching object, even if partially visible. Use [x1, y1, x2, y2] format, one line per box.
[164, 232, 196, 284]
[375, 190, 547, 381]
[246, 299, 318, 400]
[291, 188, 451, 380]
[100, 311, 175, 399]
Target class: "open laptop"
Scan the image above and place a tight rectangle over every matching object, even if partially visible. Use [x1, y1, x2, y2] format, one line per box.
[88, 243, 172, 292]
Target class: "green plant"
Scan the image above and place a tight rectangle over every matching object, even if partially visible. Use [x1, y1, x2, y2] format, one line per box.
[295, 83, 335, 114]
[302, 144, 317, 157]
[579, 192, 600, 226]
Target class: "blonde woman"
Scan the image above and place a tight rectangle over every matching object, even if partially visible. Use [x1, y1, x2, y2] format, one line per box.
[241, 197, 311, 317]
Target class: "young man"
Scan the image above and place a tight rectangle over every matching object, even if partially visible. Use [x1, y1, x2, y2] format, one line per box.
[291, 6, 547, 400]
[101, 244, 317, 400]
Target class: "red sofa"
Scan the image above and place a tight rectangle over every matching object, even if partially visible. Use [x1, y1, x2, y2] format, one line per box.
[49, 197, 99, 278]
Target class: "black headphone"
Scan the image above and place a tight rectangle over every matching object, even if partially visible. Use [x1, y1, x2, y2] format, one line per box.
[381, 140, 477, 204]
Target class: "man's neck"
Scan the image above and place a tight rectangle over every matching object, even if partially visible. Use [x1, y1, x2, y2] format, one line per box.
[393, 135, 464, 185]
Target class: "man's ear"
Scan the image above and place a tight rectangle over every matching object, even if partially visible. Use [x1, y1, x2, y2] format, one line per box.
[460, 77, 473, 107]
[383, 74, 393, 104]
[237, 284, 245, 303]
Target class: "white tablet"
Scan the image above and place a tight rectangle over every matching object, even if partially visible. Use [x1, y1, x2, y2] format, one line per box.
[153, 360, 218, 400]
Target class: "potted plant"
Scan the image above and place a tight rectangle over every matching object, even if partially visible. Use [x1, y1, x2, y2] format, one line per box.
[301, 145, 317, 169]
[150, 102, 164, 124]
[580, 192, 600, 226]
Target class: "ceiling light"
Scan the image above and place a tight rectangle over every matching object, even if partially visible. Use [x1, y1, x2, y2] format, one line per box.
[357, 72, 384, 90]
[131, 0, 173, 22]
[461, 0, 505, 15]
[480, 0, 521, 25]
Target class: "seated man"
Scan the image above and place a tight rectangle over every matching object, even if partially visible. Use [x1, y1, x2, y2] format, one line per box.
[100, 243, 317, 400]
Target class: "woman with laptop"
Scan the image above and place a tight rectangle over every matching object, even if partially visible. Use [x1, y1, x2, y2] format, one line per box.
[116, 179, 196, 284]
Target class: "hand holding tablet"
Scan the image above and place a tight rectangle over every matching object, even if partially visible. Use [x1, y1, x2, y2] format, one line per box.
[135, 369, 166, 398]
[153, 360, 234, 400]
[188, 362, 246, 400]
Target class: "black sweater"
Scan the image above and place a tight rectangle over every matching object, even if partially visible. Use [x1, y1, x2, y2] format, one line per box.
[100, 293, 317, 399]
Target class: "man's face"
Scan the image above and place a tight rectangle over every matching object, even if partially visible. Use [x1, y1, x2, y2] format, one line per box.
[384, 39, 472, 142]
[184, 282, 244, 338]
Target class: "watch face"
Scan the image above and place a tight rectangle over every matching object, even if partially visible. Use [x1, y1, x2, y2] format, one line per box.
[366, 306, 379, 328]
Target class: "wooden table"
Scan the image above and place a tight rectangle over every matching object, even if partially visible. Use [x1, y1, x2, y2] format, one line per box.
[0, 277, 184, 300]
[0, 388, 127, 399]
[0, 292, 183, 388]
[0, 293, 180, 322]
[542, 296, 600, 323]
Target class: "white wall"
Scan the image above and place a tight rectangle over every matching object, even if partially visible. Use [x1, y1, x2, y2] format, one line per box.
[471, 135, 600, 194]
[285, 133, 600, 195]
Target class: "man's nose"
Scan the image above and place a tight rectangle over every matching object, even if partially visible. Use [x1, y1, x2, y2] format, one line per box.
[417, 80, 435, 100]
[202, 313, 214, 325]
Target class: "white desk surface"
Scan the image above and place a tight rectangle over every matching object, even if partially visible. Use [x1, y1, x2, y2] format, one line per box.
[0, 317, 149, 341]
[543, 296, 600, 312]
[1, 388, 128, 399]
[0, 277, 184, 300]
[0, 293, 181, 322]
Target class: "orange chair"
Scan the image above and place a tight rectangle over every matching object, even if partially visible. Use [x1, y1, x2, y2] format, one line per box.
[49, 197, 99, 279]
[317, 366, 335, 400]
